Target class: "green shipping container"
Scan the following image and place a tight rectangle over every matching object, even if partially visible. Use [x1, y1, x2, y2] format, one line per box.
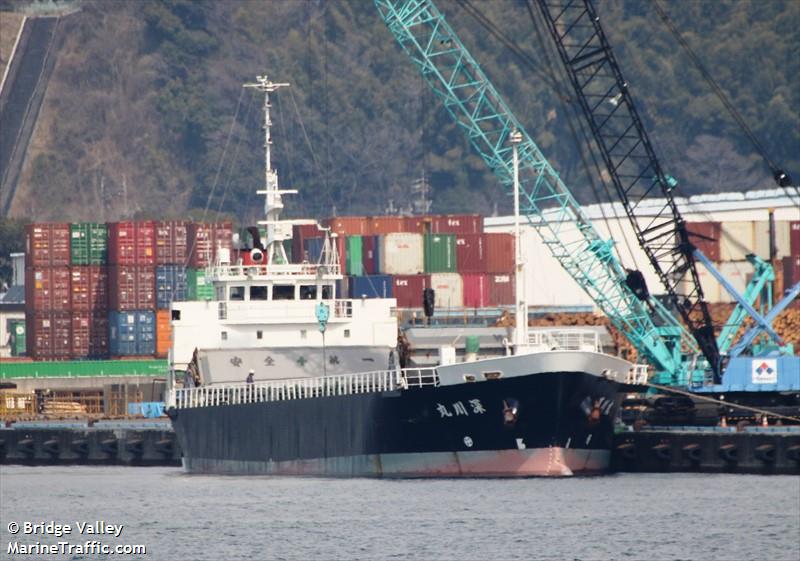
[8, 319, 26, 357]
[424, 234, 457, 272]
[70, 222, 108, 265]
[1, 359, 168, 379]
[346, 236, 363, 276]
[187, 268, 215, 300]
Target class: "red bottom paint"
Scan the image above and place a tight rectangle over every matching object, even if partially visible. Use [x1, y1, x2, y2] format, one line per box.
[184, 448, 610, 478]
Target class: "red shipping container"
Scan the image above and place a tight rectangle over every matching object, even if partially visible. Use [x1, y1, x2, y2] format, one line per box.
[155, 220, 188, 265]
[187, 222, 233, 267]
[292, 223, 322, 263]
[392, 274, 430, 308]
[485, 233, 515, 273]
[686, 222, 722, 262]
[26, 311, 72, 360]
[462, 273, 489, 308]
[362, 235, 380, 274]
[429, 214, 483, 235]
[90, 313, 109, 357]
[488, 273, 515, 306]
[326, 216, 369, 236]
[70, 265, 108, 312]
[108, 221, 156, 265]
[25, 266, 71, 311]
[108, 265, 156, 310]
[71, 311, 91, 358]
[25, 223, 71, 267]
[790, 221, 800, 257]
[403, 216, 428, 234]
[455, 233, 486, 273]
[368, 216, 407, 235]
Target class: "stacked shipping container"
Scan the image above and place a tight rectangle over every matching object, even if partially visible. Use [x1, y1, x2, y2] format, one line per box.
[25, 224, 72, 359]
[107, 221, 155, 357]
[22, 220, 232, 360]
[295, 214, 514, 309]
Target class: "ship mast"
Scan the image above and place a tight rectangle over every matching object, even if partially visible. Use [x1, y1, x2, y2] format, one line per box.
[243, 75, 294, 265]
[510, 129, 528, 353]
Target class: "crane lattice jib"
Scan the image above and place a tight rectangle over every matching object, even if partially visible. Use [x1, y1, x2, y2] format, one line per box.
[534, 0, 720, 379]
[375, 0, 693, 373]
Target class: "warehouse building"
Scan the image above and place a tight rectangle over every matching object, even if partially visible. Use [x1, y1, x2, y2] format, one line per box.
[484, 188, 800, 308]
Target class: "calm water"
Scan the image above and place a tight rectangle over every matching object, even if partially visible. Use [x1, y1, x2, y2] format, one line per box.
[1, 466, 798, 561]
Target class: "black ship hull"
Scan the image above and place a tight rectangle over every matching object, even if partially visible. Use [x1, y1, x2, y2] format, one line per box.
[171, 369, 622, 477]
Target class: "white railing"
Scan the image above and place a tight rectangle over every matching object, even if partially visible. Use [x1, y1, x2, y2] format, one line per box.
[170, 367, 438, 410]
[206, 262, 341, 280]
[527, 329, 602, 352]
[625, 364, 649, 385]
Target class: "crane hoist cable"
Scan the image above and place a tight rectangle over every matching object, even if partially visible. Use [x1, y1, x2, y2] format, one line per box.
[457, 0, 643, 271]
[522, 0, 643, 273]
[652, 0, 798, 207]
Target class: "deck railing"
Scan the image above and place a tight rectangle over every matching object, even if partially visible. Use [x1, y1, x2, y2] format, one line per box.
[528, 329, 603, 352]
[169, 367, 439, 410]
[625, 364, 649, 385]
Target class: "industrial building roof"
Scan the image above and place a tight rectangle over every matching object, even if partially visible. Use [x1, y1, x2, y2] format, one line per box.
[485, 187, 800, 226]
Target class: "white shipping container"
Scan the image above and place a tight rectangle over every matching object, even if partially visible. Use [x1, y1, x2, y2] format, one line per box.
[754, 220, 791, 260]
[682, 264, 722, 303]
[380, 233, 424, 274]
[430, 273, 464, 309]
[720, 221, 755, 261]
[717, 261, 755, 304]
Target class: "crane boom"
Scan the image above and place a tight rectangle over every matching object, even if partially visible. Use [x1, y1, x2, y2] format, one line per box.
[533, 0, 721, 380]
[374, 0, 698, 376]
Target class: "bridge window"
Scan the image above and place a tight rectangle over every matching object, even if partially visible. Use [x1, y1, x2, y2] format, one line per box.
[300, 285, 317, 300]
[250, 286, 268, 300]
[229, 286, 245, 301]
[256, 331, 263, 340]
[273, 285, 295, 300]
[322, 285, 333, 299]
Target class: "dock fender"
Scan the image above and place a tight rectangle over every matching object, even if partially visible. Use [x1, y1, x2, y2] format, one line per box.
[100, 437, 118, 455]
[125, 438, 144, 456]
[652, 443, 672, 462]
[42, 439, 60, 456]
[71, 438, 89, 456]
[719, 443, 738, 463]
[754, 444, 776, 463]
[616, 441, 636, 461]
[154, 438, 173, 456]
[16, 438, 34, 457]
[787, 445, 800, 463]
[682, 443, 702, 463]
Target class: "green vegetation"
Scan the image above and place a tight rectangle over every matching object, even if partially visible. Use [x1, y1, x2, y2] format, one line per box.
[7, 0, 799, 224]
[0, 217, 25, 286]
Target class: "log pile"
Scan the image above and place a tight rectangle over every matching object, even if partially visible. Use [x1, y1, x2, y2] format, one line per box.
[512, 304, 800, 361]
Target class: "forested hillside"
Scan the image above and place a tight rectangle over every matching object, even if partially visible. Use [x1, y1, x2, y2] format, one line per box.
[5, 0, 798, 223]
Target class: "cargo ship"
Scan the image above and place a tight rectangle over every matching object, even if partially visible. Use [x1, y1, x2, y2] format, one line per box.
[165, 76, 643, 477]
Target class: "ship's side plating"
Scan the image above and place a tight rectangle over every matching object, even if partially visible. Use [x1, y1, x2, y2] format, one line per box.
[170, 353, 629, 477]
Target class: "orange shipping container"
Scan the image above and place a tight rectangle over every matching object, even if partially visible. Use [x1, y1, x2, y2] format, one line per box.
[484, 233, 515, 273]
[156, 310, 172, 358]
[368, 216, 407, 235]
[326, 217, 369, 236]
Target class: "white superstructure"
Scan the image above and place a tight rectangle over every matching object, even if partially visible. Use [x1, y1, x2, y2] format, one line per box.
[169, 76, 398, 382]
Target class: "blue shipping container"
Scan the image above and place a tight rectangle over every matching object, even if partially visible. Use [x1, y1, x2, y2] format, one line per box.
[348, 275, 393, 299]
[156, 265, 188, 308]
[109, 311, 156, 356]
[303, 238, 325, 263]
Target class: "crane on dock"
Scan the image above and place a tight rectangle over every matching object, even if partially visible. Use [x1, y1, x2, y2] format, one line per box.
[374, 0, 798, 390]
